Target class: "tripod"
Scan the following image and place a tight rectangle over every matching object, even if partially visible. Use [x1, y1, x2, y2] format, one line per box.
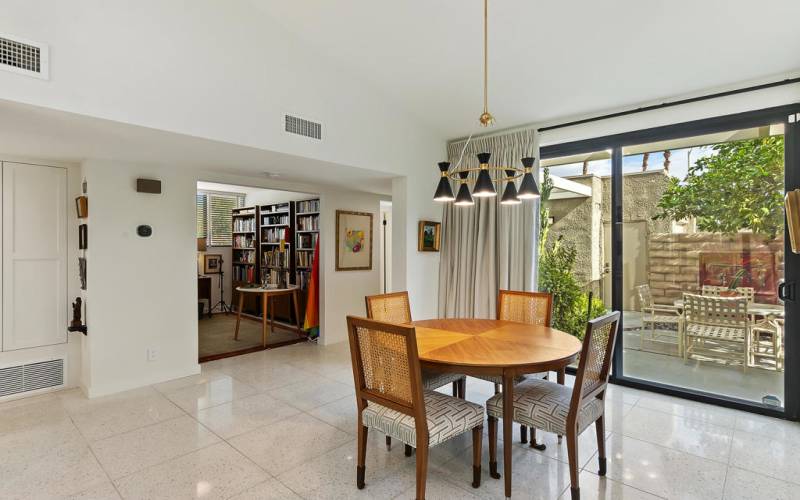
[210, 256, 232, 314]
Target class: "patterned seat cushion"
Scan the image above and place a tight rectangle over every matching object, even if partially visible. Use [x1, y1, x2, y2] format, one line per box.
[362, 390, 484, 447]
[422, 370, 465, 390]
[473, 372, 547, 385]
[485, 378, 604, 435]
[685, 323, 745, 342]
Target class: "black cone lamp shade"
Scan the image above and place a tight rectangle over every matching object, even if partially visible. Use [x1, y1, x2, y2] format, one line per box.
[454, 171, 474, 206]
[517, 157, 540, 199]
[433, 162, 455, 201]
[473, 152, 497, 197]
[500, 169, 521, 205]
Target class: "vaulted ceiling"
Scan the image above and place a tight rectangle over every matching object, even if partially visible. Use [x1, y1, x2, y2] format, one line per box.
[252, 0, 800, 139]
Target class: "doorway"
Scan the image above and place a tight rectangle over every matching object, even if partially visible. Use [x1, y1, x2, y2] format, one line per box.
[196, 181, 321, 362]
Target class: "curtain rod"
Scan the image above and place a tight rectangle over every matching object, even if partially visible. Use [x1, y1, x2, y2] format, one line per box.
[537, 77, 800, 132]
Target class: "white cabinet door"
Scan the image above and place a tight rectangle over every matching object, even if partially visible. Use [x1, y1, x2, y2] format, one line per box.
[2, 162, 68, 351]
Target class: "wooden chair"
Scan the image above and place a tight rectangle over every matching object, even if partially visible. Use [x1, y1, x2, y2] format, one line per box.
[365, 291, 468, 453]
[347, 316, 485, 500]
[486, 311, 621, 500]
[474, 290, 552, 447]
[635, 284, 682, 354]
[683, 293, 749, 370]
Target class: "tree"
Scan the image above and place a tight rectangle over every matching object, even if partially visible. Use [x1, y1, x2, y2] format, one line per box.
[654, 136, 784, 238]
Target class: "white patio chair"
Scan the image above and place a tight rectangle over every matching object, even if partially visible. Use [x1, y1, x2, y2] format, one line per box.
[682, 293, 749, 371]
[635, 284, 682, 355]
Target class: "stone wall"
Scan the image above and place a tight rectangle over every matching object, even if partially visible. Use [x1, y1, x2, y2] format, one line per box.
[648, 232, 784, 305]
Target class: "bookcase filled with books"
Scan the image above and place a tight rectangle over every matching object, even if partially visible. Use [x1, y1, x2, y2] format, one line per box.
[259, 201, 295, 322]
[231, 206, 259, 315]
[294, 198, 320, 322]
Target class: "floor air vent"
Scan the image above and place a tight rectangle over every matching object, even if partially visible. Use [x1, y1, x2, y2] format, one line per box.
[285, 114, 322, 140]
[0, 34, 49, 79]
[0, 359, 64, 397]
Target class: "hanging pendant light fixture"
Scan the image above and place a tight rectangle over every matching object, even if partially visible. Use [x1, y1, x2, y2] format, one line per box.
[432, 0, 538, 205]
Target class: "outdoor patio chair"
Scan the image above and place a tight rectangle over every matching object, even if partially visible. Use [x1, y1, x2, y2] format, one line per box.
[682, 293, 749, 370]
[365, 291, 467, 454]
[749, 318, 784, 371]
[702, 285, 756, 303]
[635, 284, 682, 355]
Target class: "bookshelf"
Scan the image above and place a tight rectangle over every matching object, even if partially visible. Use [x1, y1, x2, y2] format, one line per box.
[294, 198, 320, 322]
[230, 206, 259, 315]
[259, 201, 295, 322]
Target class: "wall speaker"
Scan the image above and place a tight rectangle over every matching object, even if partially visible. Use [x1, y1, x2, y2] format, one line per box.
[136, 178, 161, 194]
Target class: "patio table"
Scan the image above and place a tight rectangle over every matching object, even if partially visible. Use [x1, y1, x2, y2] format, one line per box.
[672, 299, 784, 318]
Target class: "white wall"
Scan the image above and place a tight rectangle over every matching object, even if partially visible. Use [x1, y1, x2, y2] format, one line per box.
[245, 189, 316, 208]
[379, 202, 392, 294]
[0, 156, 82, 397]
[82, 160, 199, 397]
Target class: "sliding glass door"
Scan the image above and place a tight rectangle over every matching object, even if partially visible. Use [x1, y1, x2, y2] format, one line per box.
[541, 104, 800, 417]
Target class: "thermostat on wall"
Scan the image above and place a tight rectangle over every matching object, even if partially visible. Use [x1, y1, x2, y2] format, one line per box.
[137, 225, 153, 237]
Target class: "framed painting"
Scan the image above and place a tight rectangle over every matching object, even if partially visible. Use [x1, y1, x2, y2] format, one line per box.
[204, 254, 222, 274]
[336, 210, 373, 271]
[418, 220, 441, 252]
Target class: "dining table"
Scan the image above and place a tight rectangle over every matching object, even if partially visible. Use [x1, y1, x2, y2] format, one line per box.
[410, 318, 582, 498]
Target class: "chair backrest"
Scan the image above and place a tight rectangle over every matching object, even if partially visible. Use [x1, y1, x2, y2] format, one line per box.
[497, 290, 553, 327]
[635, 284, 653, 311]
[570, 311, 621, 415]
[365, 291, 412, 324]
[684, 293, 748, 328]
[346, 316, 425, 425]
[702, 285, 756, 304]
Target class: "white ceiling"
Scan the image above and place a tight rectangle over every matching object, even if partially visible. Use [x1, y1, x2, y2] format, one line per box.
[252, 0, 800, 139]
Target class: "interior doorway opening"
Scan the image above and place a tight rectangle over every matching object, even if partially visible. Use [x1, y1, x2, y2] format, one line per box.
[196, 181, 321, 362]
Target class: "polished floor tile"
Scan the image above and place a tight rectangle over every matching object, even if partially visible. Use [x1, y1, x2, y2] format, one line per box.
[267, 377, 354, 411]
[114, 442, 268, 500]
[61, 387, 184, 442]
[600, 433, 727, 499]
[307, 395, 358, 435]
[619, 406, 733, 462]
[557, 470, 663, 500]
[195, 392, 301, 439]
[64, 481, 122, 500]
[228, 412, 353, 476]
[91, 415, 220, 478]
[734, 411, 800, 445]
[163, 375, 259, 414]
[723, 466, 800, 500]
[634, 393, 738, 428]
[229, 478, 303, 499]
[729, 428, 800, 485]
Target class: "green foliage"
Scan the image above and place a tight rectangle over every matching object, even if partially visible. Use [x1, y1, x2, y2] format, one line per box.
[538, 167, 607, 339]
[654, 136, 784, 238]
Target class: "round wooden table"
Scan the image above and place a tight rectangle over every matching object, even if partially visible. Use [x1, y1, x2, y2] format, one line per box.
[234, 285, 301, 347]
[410, 318, 582, 498]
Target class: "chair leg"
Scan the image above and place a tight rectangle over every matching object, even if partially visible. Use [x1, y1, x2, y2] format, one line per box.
[567, 431, 580, 500]
[488, 415, 500, 479]
[529, 427, 546, 451]
[493, 383, 500, 395]
[415, 440, 429, 500]
[452, 381, 458, 397]
[596, 416, 607, 476]
[357, 425, 368, 489]
[459, 378, 466, 399]
[385, 435, 391, 450]
[472, 426, 483, 488]
[520, 425, 528, 444]
[405, 444, 413, 457]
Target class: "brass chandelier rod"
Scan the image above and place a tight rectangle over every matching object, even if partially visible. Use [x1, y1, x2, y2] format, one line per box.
[479, 0, 494, 127]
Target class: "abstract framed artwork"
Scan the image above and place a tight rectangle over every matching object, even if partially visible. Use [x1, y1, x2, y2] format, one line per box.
[204, 254, 222, 274]
[418, 220, 441, 252]
[335, 210, 373, 271]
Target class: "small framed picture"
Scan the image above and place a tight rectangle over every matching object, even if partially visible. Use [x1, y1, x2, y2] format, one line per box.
[75, 196, 88, 218]
[204, 254, 222, 274]
[79, 224, 88, 250]
[335, 210, 373, 271]
[418, 220, 441, 252]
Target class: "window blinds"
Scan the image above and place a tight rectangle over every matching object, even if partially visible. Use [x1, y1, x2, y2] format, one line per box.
[196, 191, 244, 247]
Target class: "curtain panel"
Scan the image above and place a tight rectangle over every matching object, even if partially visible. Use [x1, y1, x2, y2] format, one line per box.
[438, 129, 540, 319]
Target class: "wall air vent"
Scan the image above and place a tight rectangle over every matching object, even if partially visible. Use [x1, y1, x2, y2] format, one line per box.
[0, 34, 49, 80]
[0, 359, 64, 398]
[285, 114, 322, 140]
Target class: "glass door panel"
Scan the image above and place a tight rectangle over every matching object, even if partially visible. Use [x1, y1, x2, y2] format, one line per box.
[620, 125, 786, 406]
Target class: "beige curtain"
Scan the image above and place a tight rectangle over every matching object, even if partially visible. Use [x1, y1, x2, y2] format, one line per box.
[438, 129, 540, 319]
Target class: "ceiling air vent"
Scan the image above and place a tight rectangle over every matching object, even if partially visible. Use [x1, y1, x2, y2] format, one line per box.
[0, 33, 49, 80]
[0, 359, 64, 398]
[285, 114, 322, 140]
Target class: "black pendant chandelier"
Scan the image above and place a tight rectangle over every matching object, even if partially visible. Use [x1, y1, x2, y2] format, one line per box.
[432, 0, 539, 206]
